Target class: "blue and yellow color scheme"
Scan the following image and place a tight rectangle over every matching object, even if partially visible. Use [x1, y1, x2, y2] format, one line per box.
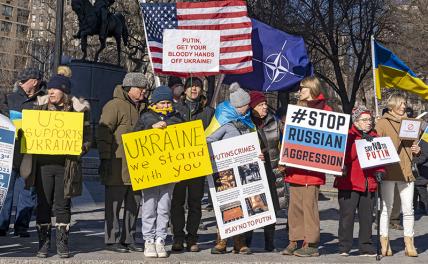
[205, 101, 255, 137]
[421, 126, 428, 144]
[374, 41, 428, 100]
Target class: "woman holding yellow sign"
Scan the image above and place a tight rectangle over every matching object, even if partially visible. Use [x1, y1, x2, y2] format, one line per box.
[25, 74, 91, 258]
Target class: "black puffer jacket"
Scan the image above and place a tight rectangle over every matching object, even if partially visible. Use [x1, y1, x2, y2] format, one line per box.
[174, 98, 214, 129]
[7, 86, 45, 169]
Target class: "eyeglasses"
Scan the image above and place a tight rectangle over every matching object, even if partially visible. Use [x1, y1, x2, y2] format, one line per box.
[299, 86, 309, 91]
[358, 118, 372, 122]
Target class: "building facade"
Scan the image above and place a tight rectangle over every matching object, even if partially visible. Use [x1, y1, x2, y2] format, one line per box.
[0, 0, 31, 92]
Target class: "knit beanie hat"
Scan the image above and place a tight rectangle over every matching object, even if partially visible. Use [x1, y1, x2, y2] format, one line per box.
[150, 85, 173, 104]
[184, 77, 203, 90]
[47, 74, 71, 94]
[352, 105, 371, 123]
[122, 72, 148, 89]
[249, 91, 266, 108]
[229, 82, 250, 108]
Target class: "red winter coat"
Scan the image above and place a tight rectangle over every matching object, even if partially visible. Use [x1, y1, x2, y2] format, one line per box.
[334, 125, 385, 192]
[284, 94, 332, 186]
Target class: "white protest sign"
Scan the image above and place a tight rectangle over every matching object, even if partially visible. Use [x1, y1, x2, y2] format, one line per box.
[208, 132, 276, 239]
[399, 118, 422, 140]
[0, 114, 15, 210]
[279, 105, 350, 175]
[355, 137, 400, 169]
[162, 29, 220, 73]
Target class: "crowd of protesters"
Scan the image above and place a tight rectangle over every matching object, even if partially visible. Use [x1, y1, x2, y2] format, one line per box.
[0, 66, 426, 259]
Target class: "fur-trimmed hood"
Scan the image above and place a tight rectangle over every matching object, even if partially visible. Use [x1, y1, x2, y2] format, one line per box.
[37, 94, 90, 112]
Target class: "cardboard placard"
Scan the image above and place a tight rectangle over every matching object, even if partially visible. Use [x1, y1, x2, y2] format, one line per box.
[279, 105, 350, 175]
[355, 137, 400, 169]
[122, 120, 213, 190]
[0, 114, 16, 210]
[162, 29, 220, 73]
[208, 132, 276, 239]
[399, 118, 422, 140]
[21, 110, 84, 155]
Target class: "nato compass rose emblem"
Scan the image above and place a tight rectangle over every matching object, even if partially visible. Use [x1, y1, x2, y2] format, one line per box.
[254, 40, 304, 92]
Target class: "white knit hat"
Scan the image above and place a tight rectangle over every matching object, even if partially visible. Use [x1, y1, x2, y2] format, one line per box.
[229, 82, 250, 108]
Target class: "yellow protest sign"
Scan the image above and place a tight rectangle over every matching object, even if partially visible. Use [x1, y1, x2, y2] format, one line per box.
[122, 120, 213, 190]
[21, 110, 84, 155]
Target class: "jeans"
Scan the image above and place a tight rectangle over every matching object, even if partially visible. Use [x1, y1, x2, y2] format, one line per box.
[0, 169, 36, 231]
[380, 181, 414, 237]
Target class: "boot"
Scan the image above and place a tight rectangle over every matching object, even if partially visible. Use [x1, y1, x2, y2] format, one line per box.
[233, 234, 251, 254]
[36, 224, 51, 258]
[380, 236, 392, 256]
[56, 223, 70, 258]
[211, 232, 227, 254]
[281, 241, 297, 255]
[293, 242, 319, 257]
[264, 228, 275, 252]
[404, 236, 418, 257]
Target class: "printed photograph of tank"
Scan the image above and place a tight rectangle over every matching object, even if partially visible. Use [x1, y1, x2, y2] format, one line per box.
[220, 201, 244, 224]
[213, 168, 237, 192]
[238, 161, 261, 185]
[245, 193, 269, 216]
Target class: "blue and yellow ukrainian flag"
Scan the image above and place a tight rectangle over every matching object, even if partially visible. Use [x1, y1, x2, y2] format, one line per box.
[205, 101, 255, 137]
[421, 126, 428, 143]
[373, 40, 428, 100]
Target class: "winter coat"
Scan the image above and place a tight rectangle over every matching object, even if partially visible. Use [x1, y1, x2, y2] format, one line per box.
[174, 98, 214, 129]
[96, 85, 146, 186]
[284, 93, 332, 186]
[414, 140, 428, 186]
[375, 111, 416, 182]
[206, 121, 252, 143]
[0, 92, 8, 117]
[7, 86, 45, 169]
[256, 125, 280, 212]
[25, 95, 91, 198]
[334, 125, 385, 193]
[134, 108, 184, 132]
[252, 112, 281, 169]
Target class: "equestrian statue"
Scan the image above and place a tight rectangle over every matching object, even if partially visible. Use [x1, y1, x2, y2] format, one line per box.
[71, 0, 128, 65]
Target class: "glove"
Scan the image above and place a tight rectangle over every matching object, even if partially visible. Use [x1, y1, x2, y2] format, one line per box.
[99, 159, 112, 184]
[374, 171, 384, 183]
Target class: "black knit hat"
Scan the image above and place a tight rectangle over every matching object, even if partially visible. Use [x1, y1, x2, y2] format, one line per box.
[150, 85, 173, 104]
[47, 74, 71, 94]
[184, 77, 203, 90]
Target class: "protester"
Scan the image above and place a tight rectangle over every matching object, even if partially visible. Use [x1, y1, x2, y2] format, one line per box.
[171, 77, 214, 252]
[0, 92, 8, 117]
[245, 91, 281, 252]
[414, 139, 428, 215]
[334, 105, 385, 256]
[0, 68, 43, 237]
[168, 76, 184, 103]
[133, 85, 184, 258]
[97, 73, 148, 253]
[282, 76, 331, 257]
[25, 74, 91, 258]
[207, 82, 254, 255]
[375, 93, 420, 257]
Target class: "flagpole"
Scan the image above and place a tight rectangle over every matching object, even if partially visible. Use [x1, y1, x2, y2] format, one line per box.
[210, 74, 225, 108]
[371, 35, 380, 117]
[140, 0, 160, 87]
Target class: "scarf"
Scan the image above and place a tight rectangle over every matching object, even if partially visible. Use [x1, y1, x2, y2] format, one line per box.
[148, 105, 174, 117]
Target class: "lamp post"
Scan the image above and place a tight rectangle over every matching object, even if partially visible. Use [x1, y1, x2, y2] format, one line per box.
[53, 0, 64, 72]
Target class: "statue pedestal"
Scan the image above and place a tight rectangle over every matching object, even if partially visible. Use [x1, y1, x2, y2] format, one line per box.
[70, 60, 126, 141]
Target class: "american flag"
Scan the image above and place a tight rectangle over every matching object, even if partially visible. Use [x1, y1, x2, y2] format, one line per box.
[140, 0, 253, 76]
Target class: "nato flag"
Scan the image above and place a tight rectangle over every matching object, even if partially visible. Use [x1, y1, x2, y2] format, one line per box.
[224, 19, 312, 92]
